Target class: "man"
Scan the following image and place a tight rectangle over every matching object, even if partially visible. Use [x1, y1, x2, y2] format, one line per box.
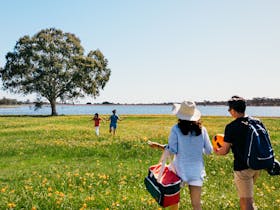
[214, 96, 260, 210]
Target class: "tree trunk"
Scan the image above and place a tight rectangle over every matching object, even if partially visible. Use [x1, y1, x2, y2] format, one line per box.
[50, 100, 58, 116]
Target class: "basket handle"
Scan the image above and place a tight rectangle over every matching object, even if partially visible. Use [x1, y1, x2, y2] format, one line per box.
[157, 149, 175, 182]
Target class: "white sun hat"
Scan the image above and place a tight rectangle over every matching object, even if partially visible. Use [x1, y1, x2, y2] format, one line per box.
[172, 101, 201, 121]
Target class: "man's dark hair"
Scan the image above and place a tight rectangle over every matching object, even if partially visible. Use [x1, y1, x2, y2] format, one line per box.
[228, 95, 246, 113]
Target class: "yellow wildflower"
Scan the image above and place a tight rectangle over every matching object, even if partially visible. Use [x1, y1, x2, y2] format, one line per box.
[7, 203, 16, 208]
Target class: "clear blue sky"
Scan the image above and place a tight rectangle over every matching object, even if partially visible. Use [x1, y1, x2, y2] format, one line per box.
[1, 0, 280, 103]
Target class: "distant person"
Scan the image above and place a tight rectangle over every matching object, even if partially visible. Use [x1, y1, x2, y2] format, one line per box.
[108, 109, 121, 135]
[92, 113, 102, 136]
[149, 101, 213, 210]
[214, 96, 260, 210]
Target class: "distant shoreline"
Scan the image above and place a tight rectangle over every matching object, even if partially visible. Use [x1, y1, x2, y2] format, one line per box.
[1, 103, 280, 107]
[1, 104, 280, 117]
[1, 97, 280, 106]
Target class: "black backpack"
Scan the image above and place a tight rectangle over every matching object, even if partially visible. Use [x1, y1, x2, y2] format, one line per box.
[244, 117, 274, 170]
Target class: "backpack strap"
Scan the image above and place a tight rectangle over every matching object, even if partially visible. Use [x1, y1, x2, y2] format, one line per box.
[248, 116, 261, 124]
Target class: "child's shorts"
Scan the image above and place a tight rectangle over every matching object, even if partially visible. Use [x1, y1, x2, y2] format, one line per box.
[110, 124, 117, 129]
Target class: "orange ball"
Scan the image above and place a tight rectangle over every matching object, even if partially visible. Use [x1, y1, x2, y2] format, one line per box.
[212, 134, 224, 150]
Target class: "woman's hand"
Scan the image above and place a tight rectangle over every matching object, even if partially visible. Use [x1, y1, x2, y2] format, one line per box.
[148, 141, 166, 150]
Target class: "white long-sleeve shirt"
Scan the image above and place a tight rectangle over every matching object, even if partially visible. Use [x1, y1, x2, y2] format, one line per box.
[166, 125, 213, 184]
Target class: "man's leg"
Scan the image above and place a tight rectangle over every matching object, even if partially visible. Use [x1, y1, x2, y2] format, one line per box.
[234, 169, 260, 210]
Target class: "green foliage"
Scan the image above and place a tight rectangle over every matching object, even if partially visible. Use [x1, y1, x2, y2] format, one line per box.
[0, 97, 19, 105]
[0, 28, 111, 115]
[0, 115, 279, 209]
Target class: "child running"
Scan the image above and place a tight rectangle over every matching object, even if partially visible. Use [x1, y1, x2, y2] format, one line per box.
[92, 113, 102, 136]
[108, 109, 121, 136]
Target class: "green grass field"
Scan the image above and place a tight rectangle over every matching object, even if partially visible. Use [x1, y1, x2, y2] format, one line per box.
[0, 115, 279, 209]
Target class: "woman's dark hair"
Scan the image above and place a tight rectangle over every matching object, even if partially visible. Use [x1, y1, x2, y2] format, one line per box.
[178, 119, 202, 136]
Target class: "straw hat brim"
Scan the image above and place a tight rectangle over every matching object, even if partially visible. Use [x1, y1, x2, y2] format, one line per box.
[172, 103, 201, 121]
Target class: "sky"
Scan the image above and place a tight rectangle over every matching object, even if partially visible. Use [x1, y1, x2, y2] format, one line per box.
[1, 0, 280, 104]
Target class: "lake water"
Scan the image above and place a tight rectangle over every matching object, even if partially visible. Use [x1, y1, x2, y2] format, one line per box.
[0, 104, 280, 117]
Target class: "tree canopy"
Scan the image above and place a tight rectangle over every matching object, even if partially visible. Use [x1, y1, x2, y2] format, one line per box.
[0, 28, 111, 115]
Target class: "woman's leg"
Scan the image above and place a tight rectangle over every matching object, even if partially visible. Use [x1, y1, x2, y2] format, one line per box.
[188, 185, 202, 210]
[169, 203, 179, 210]
[239, 197, 255, 210]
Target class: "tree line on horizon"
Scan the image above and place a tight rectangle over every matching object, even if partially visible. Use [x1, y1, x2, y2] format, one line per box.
[1, 97, 280, 106]
[197, 97, 280, 106]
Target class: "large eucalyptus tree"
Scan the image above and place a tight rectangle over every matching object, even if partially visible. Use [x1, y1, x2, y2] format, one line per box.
[0, 28, 111, 115]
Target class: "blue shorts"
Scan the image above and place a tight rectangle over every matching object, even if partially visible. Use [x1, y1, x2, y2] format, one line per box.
[110, 124, 117, 129]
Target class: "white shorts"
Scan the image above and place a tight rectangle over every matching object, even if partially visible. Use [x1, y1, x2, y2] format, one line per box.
[181, 179, 203, 187]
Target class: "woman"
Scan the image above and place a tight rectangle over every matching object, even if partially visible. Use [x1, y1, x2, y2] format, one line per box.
[149, 101, 212, 210]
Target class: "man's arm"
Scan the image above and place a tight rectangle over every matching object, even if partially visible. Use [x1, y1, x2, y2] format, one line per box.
[214, 141, 231, 155]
